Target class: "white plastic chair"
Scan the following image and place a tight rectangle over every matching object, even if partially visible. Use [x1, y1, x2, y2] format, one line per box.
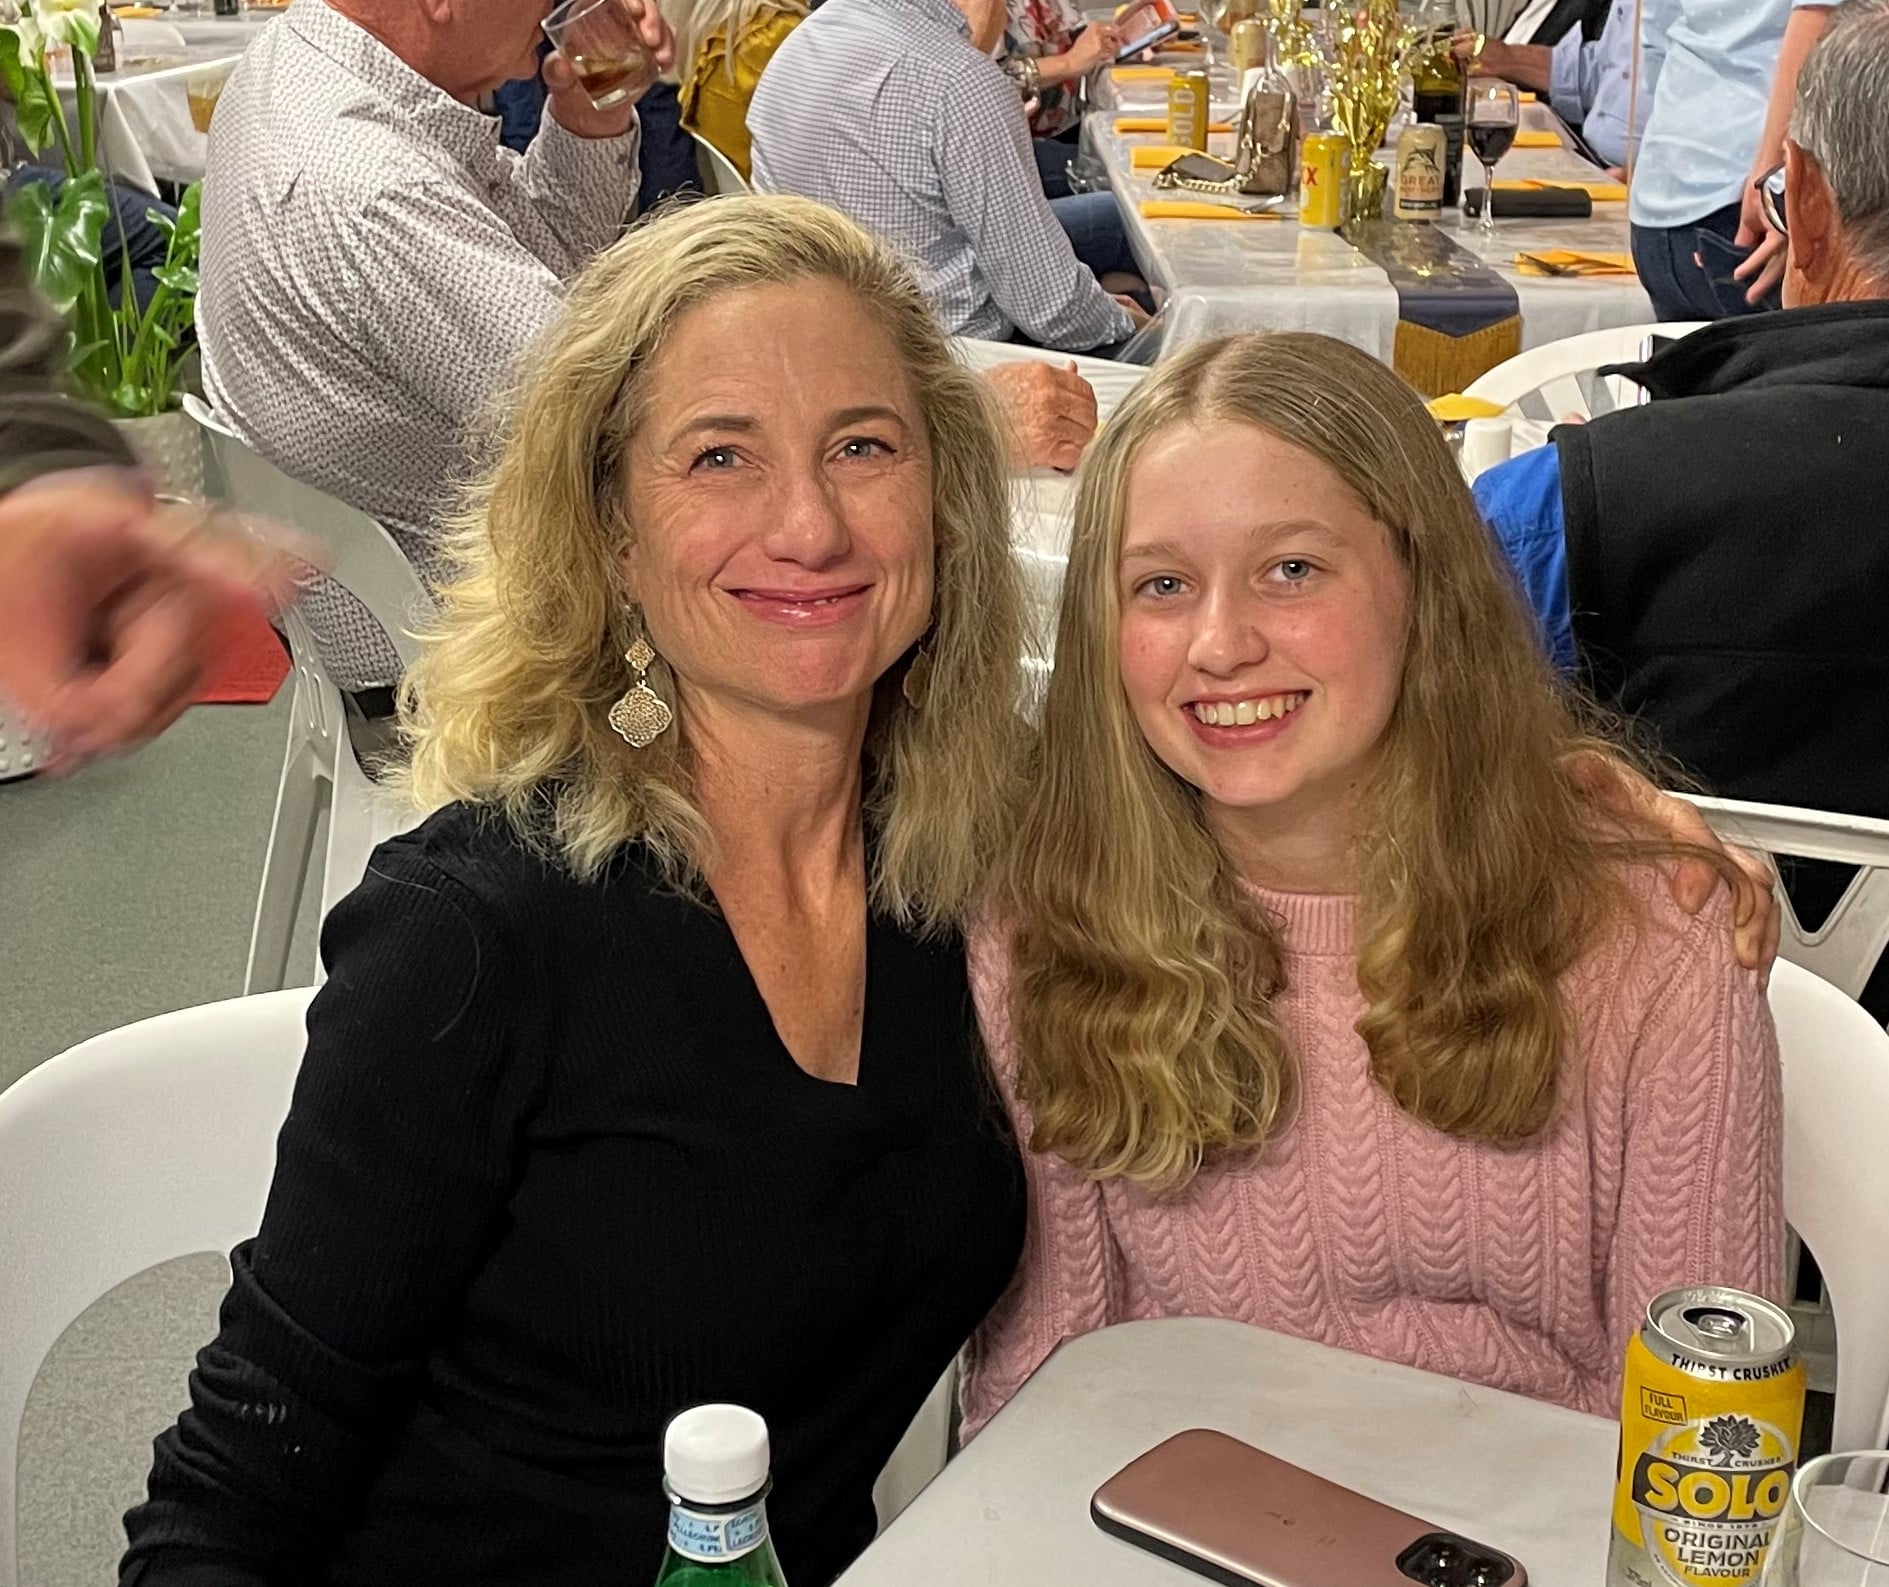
[1464, 321, 1709, 458]
[1681, 795, 1889, 1005]
[0, 989, 315, 1587]
[186, 398, 430, 993]
[1770, 959, 1889, 1452]
[688, 129, 750, 195]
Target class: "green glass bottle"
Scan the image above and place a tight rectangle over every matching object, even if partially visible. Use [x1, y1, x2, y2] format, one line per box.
[654, 1405, 791, 1587]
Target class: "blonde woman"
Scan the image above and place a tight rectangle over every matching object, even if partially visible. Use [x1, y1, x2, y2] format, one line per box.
[670, 0, 808, 179]
[962, 332, 1784, 1434]
[125, 197, 1028, 1587]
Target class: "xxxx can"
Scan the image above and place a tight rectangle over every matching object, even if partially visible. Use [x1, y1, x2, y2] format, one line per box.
[1166, 68, 1211, 151]
[1608, 1287, 1805, 1587]
[1298, 132, 1348, 228]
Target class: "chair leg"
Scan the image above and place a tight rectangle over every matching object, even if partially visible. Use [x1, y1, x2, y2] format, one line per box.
[243, 729, 329, 995]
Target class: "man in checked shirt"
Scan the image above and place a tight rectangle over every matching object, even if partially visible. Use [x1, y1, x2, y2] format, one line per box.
[749, 0, 1153, 357]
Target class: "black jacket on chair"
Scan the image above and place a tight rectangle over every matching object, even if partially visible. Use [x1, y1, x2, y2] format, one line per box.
[1555, 299, 1889, 1002]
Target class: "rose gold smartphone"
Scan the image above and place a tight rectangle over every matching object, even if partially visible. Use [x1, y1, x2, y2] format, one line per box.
[1091, 1429, 1527, 1587]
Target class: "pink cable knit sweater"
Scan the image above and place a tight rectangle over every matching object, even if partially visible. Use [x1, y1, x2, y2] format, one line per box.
[961, 871, 1784, 1437]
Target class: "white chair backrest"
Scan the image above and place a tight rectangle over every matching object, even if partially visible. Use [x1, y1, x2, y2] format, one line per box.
[1464, 321, 1708, 452]
[1682, 795, 1889, 1003]
[688, 130, 750, 195]
[0, 990, 314, 1587]
[184, 396, 431, 673]
[1770, 960, 1889, 1452]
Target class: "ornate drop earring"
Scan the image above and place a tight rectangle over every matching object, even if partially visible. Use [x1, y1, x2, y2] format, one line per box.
[608, 629, 673, 749]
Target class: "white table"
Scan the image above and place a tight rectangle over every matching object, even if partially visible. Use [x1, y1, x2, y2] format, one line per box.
[1084, 97, 1652, 363]
[837, 1318, 1620, 1587]
[46, 13, 279, 190]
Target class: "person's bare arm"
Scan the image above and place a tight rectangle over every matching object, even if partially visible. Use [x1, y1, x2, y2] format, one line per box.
[1734, 4, 1839, 302]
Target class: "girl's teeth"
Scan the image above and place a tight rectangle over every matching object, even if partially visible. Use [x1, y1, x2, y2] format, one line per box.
[1192, 693, 1305, 726]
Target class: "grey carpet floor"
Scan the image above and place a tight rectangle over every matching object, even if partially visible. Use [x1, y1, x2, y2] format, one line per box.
[1, 692, 320, 1585]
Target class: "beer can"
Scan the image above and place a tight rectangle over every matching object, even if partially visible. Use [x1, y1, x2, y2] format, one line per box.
[1228, 18, 1266, 73]
[1166, 68, 1211, 151]
[1298, 132, 1347, 228]
[1394, 123, 1446, 220]
[1608, 1287, 1805, 1587]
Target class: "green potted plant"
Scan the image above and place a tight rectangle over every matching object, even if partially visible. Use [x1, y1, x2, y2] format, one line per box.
[1, 0, 205, 494]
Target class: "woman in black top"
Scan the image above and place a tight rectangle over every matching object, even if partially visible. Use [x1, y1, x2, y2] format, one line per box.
[121, 196, 1030, 1587]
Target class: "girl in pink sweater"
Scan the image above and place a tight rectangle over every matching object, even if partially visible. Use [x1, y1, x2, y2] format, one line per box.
[962, 333, 1784, 1435]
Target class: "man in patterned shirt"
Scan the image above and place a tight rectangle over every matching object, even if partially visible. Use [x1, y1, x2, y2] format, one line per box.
[748, 0, 1150, 355]
[197, 0, 672, 695]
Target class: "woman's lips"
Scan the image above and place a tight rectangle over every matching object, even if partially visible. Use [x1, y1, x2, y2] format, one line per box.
[724, 585, 872, 627]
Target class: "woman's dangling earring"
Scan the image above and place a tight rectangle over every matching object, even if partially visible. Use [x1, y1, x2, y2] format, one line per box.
[608, 624, 673, 749]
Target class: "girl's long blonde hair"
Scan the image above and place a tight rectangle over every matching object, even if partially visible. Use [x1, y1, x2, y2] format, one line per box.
[401, 194, 1026, 929]
[1004, 332, 1694, 1189]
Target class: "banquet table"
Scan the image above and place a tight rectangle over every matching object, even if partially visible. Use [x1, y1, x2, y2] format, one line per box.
[46, 12, 280, 191]
[836, 1317, 1621, 1587]
[1083, 89, 1653, 369]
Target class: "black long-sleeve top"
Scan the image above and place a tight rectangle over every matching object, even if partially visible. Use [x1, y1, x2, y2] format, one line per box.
[121, 803, 1027, 1587]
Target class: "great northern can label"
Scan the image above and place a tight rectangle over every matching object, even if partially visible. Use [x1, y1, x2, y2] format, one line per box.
[1609, 1287, 1805, 1587]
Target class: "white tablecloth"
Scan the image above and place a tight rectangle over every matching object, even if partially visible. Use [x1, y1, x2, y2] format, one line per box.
[47, 14, 279, 191]
[837, 1318, 1620, 1587]
[1085, 92, 1652, 360]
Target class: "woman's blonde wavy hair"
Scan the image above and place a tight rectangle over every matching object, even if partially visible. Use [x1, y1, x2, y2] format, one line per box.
[1004, 331, 1701, 1189]
[400, 194, 1026, 929]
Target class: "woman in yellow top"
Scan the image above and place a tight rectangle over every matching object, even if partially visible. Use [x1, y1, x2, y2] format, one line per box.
[672, 0, 809, 180]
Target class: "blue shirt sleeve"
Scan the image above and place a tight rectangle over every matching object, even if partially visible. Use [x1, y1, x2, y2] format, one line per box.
[1472, 443, 1576, 673]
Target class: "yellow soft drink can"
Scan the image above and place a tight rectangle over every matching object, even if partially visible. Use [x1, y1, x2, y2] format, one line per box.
[1166, 68, 1211, 151]
[1298, 132, 1348, 229]
[1609, 1287, 1805, 1587]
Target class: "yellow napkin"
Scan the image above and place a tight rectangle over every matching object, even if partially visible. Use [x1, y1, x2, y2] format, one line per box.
[110, 4, 162, 13]
[1111, 65, 1175, 82]
[1427, 394, 1508, 421]
[1518, 91, 1538, 102]
[1116, 116, 1234, 133]
[1514, 128, 1561, 148]
[1130, 143, 1231, 168]
[1495, 177, 1629, 202]
[1157, 37, 1205, 51]
[1514, 248, 1637, 276]
[1140, 199, 1280, 220]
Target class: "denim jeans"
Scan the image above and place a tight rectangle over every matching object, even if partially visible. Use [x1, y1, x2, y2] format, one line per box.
[1629, 200, 1780, 322]
[637, 82, 701, 206]
[1050, 190, 1137, 283]
[1033, 132, 1080, 199]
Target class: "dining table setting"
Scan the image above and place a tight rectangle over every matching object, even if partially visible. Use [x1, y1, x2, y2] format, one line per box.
[1079, 36, 1653, 395]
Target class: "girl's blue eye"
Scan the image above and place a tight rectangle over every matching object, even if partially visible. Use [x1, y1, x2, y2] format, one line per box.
[1277, 559, 1313, 582]
[1140, 575, 1186, 598]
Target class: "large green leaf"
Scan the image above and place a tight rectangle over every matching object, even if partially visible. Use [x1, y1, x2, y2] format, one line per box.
[0, 26, 58, 155]
[3, 170, 110, 317]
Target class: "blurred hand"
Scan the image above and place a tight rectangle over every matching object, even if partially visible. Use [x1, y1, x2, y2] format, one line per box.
[1452, 28, 1493, 67]
[1114, 293, 1153, 330]
[0, 474, 303, 768]
[544, 0, 676, 139]
[1066, 22, 1123, 75]
[984, 361, 1099, 473]
[1566, 750, 1782, 980]
[1732, 176, 1787, 305]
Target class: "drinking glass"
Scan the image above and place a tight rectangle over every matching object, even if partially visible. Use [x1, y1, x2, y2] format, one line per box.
[1465, 77, 1518, 238]
[541, 0, 655, 111]
[1761, 1452, 1889, 1587]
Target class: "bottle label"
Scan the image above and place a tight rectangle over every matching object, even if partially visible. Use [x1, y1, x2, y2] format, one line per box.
[668, 1500, 768, 1563]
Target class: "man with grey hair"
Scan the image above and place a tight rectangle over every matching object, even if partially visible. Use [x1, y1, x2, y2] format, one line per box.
[1474, 0, 1889, 1007]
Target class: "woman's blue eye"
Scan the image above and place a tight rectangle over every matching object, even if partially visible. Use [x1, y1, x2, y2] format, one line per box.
[694, 446, 738, 471]
[840, 437, 891, 459]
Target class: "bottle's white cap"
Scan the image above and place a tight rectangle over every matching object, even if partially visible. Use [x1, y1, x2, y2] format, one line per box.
[664, 1404, 771, 1506]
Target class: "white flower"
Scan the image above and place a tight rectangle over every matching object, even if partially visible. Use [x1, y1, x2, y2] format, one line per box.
[11, 9, 44, 66]
[0, 1, 22, 25]
[27, 0, 99, 55]
[32, 0, 98, 17]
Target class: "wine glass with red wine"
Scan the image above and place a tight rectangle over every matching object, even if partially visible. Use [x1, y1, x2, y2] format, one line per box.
[1466, 78, 1519, 237]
